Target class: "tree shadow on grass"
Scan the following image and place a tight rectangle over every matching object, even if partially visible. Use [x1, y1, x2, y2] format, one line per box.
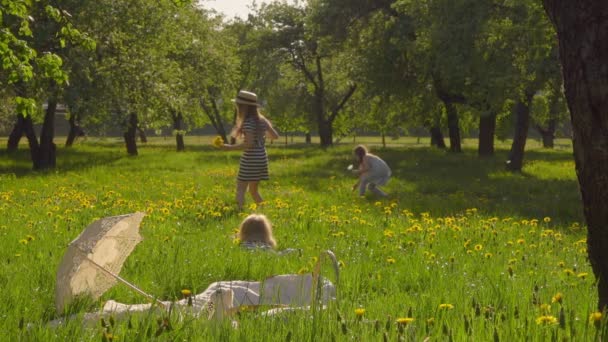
[0, 146, 126, 178]
[281, 146, 583, 226]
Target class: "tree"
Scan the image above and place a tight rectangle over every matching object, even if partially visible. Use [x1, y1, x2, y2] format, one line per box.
[254, 2, 357, 147]
[542, 0, 608, 310]
[3, 1, 93, 169]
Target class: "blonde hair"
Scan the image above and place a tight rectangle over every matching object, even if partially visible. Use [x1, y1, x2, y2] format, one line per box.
[231, 103, 266, 141]
[237, 214, 276, 248]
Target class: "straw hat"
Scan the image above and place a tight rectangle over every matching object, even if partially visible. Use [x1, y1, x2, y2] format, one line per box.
[232, 90, 260, 107]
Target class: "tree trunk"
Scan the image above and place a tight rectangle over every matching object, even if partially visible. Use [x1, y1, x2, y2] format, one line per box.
[445, 101, 462, 153]
[172, 112, 185, 152]
[124, 113, 138, 156]
[7, 115, 25, 152]
[137, 127, 147, 143]
[65, 114, 85, 147]
[318, 120, 333, 147]
[22, 115, 40, 167]
[506, 95, 533, 172]
[381, 133, 386, 148]
[305, 132, 311, 144]
[543, 0, 608, 310]
[535, 119, 556, 148]
[201, 96, 229, 143]
[478, 113, 496, 157]
[430, 126, 446, 149]
[35, 98, 57, 170]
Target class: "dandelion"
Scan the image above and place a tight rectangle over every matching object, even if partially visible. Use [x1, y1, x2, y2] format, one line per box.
[536, 315, 558, 325]
[517, 239, 526, 245]
[386, 257, 396, 264]
[181, 289, 192, 297]
[540, 304, 551, 314]
[577, 272, 589, 279]
[396, 317, 414, 326]
[355, 308, 366, 319]
[563, 269, 575, 276]
[551, 293, 563, 304]
[589, 312, 602, 328]
[212, 136, 224, 148]
[543, 217, 551, 223]
[438, 304, 454, 310]
[474, 244, 483, 251]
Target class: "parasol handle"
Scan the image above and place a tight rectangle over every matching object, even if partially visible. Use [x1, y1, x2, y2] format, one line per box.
[80, 254, 168, 310]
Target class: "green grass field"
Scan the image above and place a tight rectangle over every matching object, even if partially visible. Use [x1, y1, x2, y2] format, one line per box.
[1, 136, 604, 341]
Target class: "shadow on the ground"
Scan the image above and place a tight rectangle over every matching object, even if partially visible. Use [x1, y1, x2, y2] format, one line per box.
[280, 146, 583, 225]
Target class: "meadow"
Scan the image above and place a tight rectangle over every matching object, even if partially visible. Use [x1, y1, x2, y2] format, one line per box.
[0, 136, 604, 341]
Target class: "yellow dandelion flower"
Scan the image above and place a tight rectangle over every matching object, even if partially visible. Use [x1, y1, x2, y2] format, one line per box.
[589, 312, 602, 325]
[212, 136, 224, 148]
[298, 267, 309, 274]
[181, 289, 192, 297]
[577, 272, 589, 279]
[438, 303, 454, 310]
[386, 257, 396, 264]
[355, 308, 365, 317]
[551, 293, 563, 304]
[543, 217, 551, 223]
[540, 304, 551, 313]
[517, 239, 526, 245]
[557, 261, 565, 268]
[563, 269, 575, 276]
[536, 315, 558, 325]
[396, 317, 414, 325]
[484, 253, 492, 259]
[19, 239, 28, 245]
[474, 244, 483, 251]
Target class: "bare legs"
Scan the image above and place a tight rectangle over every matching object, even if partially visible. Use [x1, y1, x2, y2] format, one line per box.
[236, 180, 264, 210]
[248, 181, 264, 204]
[236, 181, 248, 209]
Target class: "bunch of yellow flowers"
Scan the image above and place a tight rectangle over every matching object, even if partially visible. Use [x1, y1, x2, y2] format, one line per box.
[212, 136, 224, 148]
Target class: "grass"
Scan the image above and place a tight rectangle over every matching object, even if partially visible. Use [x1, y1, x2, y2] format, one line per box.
[1, 136, 604, 341]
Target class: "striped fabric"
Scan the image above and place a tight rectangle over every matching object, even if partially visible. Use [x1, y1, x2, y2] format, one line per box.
[240, 241, 273, 250]
[238, 116, 269, 181]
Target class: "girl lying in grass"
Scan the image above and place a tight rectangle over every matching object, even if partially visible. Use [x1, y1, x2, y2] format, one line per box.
[237, 214, 300, 256]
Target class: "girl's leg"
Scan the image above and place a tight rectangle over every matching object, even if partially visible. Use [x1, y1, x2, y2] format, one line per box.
[248, 181, 264, 204]
[358, 178, 369, 196]
[236, 181, 248, 209]
[368, 183, 388, 197]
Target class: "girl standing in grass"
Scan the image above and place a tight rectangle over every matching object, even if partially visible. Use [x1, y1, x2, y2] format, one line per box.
[350, 145, 391, 197]
[220, 90, 279, 210]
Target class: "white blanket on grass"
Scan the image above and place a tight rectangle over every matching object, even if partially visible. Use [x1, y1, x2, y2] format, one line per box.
[103, 273, 335, 317]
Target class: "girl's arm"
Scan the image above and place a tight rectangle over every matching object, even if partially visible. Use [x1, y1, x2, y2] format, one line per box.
[223, 130, 255, 151]
[354, 156, 371, 175]
[265, 118, 279, 140]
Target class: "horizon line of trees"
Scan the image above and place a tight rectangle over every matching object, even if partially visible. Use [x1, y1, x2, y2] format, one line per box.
[1, 0, 568, 170]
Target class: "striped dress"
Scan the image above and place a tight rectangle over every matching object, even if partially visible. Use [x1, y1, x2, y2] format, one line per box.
[237, 116, 269, 181]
